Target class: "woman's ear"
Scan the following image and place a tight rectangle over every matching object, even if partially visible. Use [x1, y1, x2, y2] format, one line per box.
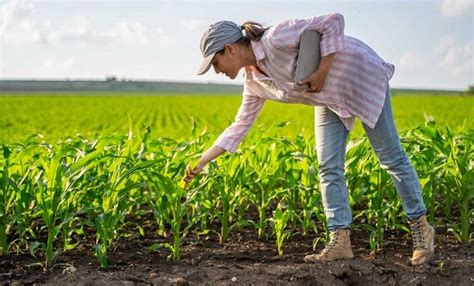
[225, 44, 236, 54]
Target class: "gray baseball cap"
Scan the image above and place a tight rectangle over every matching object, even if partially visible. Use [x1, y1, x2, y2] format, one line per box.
[197, 21, 243, 75]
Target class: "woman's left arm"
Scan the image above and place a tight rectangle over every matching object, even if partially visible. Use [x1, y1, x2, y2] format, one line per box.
[272, 13, 345, 57]
[270, 14, 345, 92]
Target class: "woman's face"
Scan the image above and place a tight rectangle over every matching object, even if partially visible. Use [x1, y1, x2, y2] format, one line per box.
[211, 44, 242, 80]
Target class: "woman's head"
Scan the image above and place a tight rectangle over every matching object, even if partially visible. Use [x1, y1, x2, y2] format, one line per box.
[197, 20, 267, 79]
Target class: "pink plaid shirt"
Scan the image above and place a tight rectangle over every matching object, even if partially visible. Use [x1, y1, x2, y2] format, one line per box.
[214, 13, 395, 153]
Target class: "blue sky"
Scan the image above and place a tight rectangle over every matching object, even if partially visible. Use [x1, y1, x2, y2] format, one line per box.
[0, 0, 472, 90]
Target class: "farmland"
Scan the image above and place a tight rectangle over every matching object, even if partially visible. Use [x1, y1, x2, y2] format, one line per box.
[0, 92, 472, 144]
[0, 92, 473, 284]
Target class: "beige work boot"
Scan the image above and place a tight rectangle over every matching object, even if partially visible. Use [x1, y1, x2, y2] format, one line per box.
[304, 228, 354, 262]
[409, 215, 435, 265]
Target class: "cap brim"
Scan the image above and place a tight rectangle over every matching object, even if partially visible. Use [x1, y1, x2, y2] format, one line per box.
[197, 53, 215, 75]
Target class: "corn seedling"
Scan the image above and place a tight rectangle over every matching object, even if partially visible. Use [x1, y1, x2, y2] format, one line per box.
[270, 203, 294, 256]
[147, 171, 208, 261]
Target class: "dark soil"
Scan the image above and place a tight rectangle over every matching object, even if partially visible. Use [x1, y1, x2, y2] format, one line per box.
[0, 225, 472, 286]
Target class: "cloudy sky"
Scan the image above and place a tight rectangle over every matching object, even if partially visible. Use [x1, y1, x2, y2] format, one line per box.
[0, 0, 472, 90]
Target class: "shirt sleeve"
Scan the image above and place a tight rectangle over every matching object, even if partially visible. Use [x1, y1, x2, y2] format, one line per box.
[213, 84, 266, 153]
[270, 13, 345, 56]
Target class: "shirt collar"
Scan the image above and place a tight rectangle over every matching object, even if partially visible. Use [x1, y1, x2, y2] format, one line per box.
[243, 67, 271, 81]
[243, 67, 254, 80]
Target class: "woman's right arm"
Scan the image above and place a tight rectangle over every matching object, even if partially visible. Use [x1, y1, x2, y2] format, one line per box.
[184, 85, 266, 185]
[184, 144, 226, 185]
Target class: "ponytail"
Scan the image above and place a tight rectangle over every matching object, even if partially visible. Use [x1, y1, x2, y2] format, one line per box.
[238, 21, 268, 45]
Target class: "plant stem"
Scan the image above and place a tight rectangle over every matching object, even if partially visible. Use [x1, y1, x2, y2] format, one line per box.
[258, 207, 265, 240]
[0, 222, 7, 255]
[46, 225, 54, 269]
[220, 197, 229, 244]
[460, 196, 469, 243]
[172, 213, 182, 261]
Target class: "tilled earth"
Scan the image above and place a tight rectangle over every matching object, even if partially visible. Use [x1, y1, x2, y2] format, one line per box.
[1, 226, 472, 285]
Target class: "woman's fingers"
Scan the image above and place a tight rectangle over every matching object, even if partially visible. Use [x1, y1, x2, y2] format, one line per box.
[186, 166, 198, 176]
[300, 70, 327, 93]
[184, 163, 202, 184]
[184, 174, 195, 184]
[184, 176, 192, 184]
[308, 84, 319, 92]
[185, 170, 195, 180]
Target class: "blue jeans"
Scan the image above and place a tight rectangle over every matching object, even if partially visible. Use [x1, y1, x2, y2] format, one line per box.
[314, 87, 427, 230]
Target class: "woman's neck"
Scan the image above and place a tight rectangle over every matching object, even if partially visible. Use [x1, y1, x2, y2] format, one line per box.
[240, 44, 257, 67]
[240, 43, 268, 76]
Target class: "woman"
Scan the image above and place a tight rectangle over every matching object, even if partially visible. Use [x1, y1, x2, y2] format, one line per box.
[184, 14, 434, 265]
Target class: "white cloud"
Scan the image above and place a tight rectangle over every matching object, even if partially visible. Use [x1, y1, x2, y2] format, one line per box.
[47, 15, 90, 44]
[440, 0, 473, 17]
[434, 36, 473, 76]
[0, 0, 33, 33]
[181, 19, 203, 31]
[107, 21, 151, 44]
[0, 0, 45, 44]
[48, 17, 155, 45]
[397, 51, 426, 72]
[0, 0, 169, 46]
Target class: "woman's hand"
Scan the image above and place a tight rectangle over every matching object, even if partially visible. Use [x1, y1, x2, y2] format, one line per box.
[298, 68, 329, 93]
[182, 145, 226, 187]
[298, 53, 335, 93]
[184, 161, 205, 187]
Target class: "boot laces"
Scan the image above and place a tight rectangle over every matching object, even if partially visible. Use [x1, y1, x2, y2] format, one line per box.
[409, 219, 425, 249]
[321, 230, 339, 254]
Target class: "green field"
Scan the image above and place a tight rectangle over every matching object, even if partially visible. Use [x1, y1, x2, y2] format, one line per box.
[0, 92, 472, 268]
[0, 92, 472, 144]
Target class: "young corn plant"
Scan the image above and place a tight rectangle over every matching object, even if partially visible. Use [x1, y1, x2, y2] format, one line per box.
[404, 124, 449, 223]
[441, 127, 473, 243]
[93, 130, 160, 268]
[281, 134, 321, 236]
[366, 167, 391, 250]
[207, 159, 245, 244]
[214, 176, 233, 244]
[246, 178, 283, 240]
[147, 171, 208, 261]
[345, 137, 391, 249]
[345, 138, 374, 229]
[277, 134, 310, 224]
[270, 203, 294, 256]
[217, 152, 255, 233]
[94, 156, 161, 267]
[297, 184, 321, 236]
[0, 145, 17, 255]
[10, 168, 37, 254]
[279, 136, 319, 236]
[35, 145, 103, 269]
[245, 141, 285, 239]
[2, 140, 44, 254]
[406, 124, 473, 243]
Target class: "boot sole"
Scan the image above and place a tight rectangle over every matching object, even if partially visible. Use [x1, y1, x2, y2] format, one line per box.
[304, 253, 354, 263]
